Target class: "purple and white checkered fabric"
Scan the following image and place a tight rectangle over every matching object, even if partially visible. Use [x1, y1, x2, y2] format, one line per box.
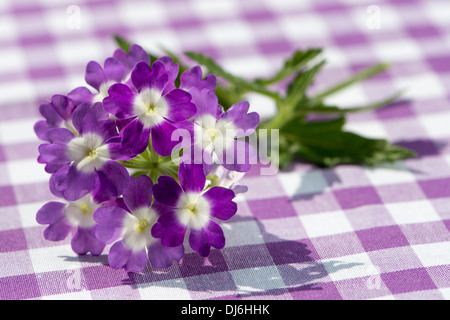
[0, 0, 449, 300]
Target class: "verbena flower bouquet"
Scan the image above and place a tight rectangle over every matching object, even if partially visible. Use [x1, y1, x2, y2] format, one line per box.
[35, 43, 258, 272]
[34, 38, 414, 272]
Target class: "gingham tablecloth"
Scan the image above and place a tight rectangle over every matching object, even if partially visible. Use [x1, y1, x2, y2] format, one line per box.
[1, 0, 449, 300]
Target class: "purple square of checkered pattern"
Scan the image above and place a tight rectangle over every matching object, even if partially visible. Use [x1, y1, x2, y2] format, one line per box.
[381, 268, 438, 295]
[356, 225, 410, 252]
[419, 178, 450, 199]
[0, 186, 17, 207]
[0, 274, 41, 300]
[288, 282, 342, 300]
[0, 229, 28, 253]
[1, 0, 450, 300]
[247, 196, 298, 220]
[334, 186, 383, 210]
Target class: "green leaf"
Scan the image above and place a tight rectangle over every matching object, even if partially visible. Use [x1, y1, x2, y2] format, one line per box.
[282, 117, 345, 134]
[113, 34, 131, 54]
[184, 51, 280, 101]
[310, 63, 390, 102]
[298, 90, 405, 115]
[255, 48, 323, 85]
[280, 118, 415, 167]
[215, 84, 245, 111]
[286, 60, 326, 105]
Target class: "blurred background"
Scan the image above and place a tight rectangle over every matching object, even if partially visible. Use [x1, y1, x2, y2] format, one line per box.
[1, 0, 449, 119]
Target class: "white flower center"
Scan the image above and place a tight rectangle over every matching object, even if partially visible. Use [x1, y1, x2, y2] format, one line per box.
[194, 114, 236, 154]
[67, 132, 110, 173]
[122, 207, 158, 251]
[133, 88, 168, 129]
[65, 195, 100, 228]
[175, 192, 210, 230]
[93, 81, 115, 103]
[63, 120, 78, 136]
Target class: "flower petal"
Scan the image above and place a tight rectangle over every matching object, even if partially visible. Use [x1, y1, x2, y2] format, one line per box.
[180, 145, 213, 176]
[38, 143, 70, 164]
[188, 228, 210, 257]
[107, 142, 133, 161]
[93, 205, 127, 228]
[220, 139, 257, 172]
[45, 127, 76, 145]
[152, 211, 187, 247]
[147, 241, 184, 269]
[67, 86, 95, 105]
[34, 120, 54, 141]
[53, 165, 96, 201]
[149, 60, 169, 93]
[103, 83, 136, 119]
[51, 94, 76, 121]
[131, 61, 151, 92]
[128, 44, 151, 66]
[125, 249, 148, 273]
[189, 220, 225, 257]
[172, 120, 194, 149]
[121, 119, 151, 155]
[44, 163, 67, 174]
[158, 56, 178, 94]
[98, 160, 130, 197]
[94, 206, 127, 244]
[85, 61, 105, 91]
[150, 120, 178, 157]
[123, 175, 153, 212]
[221, 101, 259, 137]
[180, 66, 216, 92]
[49, 171, 65, 198]
[72, 103, 117, 138]
[153, 176, 182, 208]
[203, 186, 237, 221]
[43, 218, 73, 241]
[103, 57, 124, 83]
[91, 170, 121, 203]
[164, 89, 196, 122]
[178, 163, 205, 193]
[189, 87, 219, 119]
[94, 224, 123, 245]
[38, 102, 60, 125]
[36, 201, 66, 225]
[71, 227, 105, 256]
[114, 44, 150, 75]
[203, 220, 226, 250]
[108, 240, 131, 270]
[180, 66, 202, 89]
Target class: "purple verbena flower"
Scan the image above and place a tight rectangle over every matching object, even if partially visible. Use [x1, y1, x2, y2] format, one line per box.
[103, 60, 196, 156]
[152, 163, 237, 257]
[181, 94, 260, 174]
[180, 65, 217, 94]
[94, 175, 184, 272]
[113, 44, 151, 80]
[38, 102, 131, 201]
[68, 44, 150, 105]
[34, 94, 79, 141]
[177, 66, 260, 173]
[36, 194, 108, 255]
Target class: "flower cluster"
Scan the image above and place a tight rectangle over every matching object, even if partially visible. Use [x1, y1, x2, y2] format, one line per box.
[35, 44, 259, 272]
